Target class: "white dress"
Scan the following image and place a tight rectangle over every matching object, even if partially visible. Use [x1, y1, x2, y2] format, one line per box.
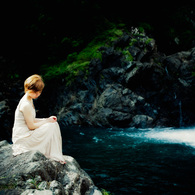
[12, 96, 65, 162]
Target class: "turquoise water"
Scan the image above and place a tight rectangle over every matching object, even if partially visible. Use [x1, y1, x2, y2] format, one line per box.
[61, 126, 195, 194]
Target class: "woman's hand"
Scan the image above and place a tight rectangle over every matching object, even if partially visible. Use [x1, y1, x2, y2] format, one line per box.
[47, 116, 57, 123]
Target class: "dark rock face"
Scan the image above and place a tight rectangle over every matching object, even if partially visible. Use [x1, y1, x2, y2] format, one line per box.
[49, 34, 195, 128]
[0, 140, 102, 195]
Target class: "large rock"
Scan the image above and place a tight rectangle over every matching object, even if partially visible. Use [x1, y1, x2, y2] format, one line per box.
[89, 84, 150, 127]
[50, 42, 195, 128]
[0, 140, 102, 195]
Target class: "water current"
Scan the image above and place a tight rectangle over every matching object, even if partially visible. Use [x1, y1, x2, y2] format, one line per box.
[61, 126, 195, 195]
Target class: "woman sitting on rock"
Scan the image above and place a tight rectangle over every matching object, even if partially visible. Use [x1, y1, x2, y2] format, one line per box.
[12, 74, 66, 164]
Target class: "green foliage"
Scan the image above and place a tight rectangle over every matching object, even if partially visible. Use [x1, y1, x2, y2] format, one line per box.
[122, 50, 133, 62]
[101, 188, 112, 195]
[78, 42, 102, 61]
[107, 29, 123, 42]
[42, 40, 102, 83]
[129, 27, 154, 49]
[43, 60, 90, 83]
[145, 38, 153, 45]
[42, 23, 157, 85]
[129, 38, 137, 46]
[42, 23, 125, 84]
[138, 26, 145, 34]
[26, 178, 41, 190]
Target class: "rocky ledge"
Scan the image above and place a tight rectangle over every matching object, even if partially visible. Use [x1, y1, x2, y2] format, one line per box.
[0, 140, 102, 195]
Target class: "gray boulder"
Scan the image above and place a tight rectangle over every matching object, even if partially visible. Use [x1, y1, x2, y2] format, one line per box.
[0, 140, 102, 195]
[89, 84, 152, 127]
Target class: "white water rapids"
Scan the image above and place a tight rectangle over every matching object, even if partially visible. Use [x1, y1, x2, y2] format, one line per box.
[124, 126, 195, 148]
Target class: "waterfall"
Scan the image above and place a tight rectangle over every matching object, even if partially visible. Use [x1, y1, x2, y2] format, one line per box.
[165, 66, 169, 76]
[179, 101, 183, 127]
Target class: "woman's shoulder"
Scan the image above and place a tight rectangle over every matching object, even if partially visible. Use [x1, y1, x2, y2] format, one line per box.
[20, 100, 31, 107]
[19, 98, 32, 112]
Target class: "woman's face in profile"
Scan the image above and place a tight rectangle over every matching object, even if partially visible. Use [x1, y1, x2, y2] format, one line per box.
[28, 91, 41, 99]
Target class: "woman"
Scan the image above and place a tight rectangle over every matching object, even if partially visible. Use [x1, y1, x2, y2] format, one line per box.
[12, 74, 66, 164]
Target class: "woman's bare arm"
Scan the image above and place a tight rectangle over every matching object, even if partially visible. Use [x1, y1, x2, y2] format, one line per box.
[34, 116, 57, 123]
[34, 118, 46, 123]
[20, 102, 56, 130]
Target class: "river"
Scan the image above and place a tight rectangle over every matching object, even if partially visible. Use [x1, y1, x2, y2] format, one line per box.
[61, 126, 195, 195]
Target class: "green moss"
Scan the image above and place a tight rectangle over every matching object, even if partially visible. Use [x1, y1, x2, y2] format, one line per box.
[66, 61, 90, 86]
[78, 42, 102, 61]
[42, 24, 125, 84]
[42, 42, 101, 83]
[26, 178, 41, 190]
[42, 41, 102, 81]
[108, 29, 123, 42]
[95, 25, 124, 44]
[101, 188, 112, 195]
[43, 60, 90, 82]
[122, 50, 133, 62]
[138, 26, 145, 33]
[145, 38, 153, 45]
[129, 38, 137, 46]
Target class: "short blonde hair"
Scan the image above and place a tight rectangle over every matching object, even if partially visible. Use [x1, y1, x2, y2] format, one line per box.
[24, 74, 45, 93]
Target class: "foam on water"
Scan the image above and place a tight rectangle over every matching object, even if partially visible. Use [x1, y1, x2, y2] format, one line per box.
[115, 127, 195, 148]
[145, 127, 195, 147]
